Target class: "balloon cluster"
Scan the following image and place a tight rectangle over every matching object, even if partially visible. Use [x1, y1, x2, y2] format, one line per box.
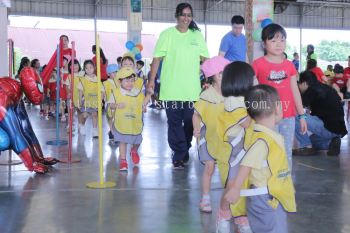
[252, 18, 273, 42]
[125, 41, 143, 61]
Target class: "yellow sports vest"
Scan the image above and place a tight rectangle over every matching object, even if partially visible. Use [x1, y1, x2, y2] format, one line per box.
[135, 77, 144, 90]
[236, 130, 296, 213]
[214, 97, 251, 217]
[252, 131, 296, 212]
[103, 79, 118, 117]
[112, 87, 144, 135]
[80, 78, 99, 109]
[72, 75, 83, 108]
[216, 106, 248, 184]
[194, 87, 224, 159]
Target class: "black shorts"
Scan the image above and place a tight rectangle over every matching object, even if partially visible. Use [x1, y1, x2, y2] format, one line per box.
[154, 83, 160, 95]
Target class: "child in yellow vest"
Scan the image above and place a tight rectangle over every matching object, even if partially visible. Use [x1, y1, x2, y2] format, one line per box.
[121, 53, 144, 90]
[225, 85, 296, 233]
[65, 59, 84, 133]
[78, 60, 105, 138]
[193, 56, 230, 213]
[215, 62, 255, 233]
[104, 64, 119, 143]
[108, 67, 150, 171]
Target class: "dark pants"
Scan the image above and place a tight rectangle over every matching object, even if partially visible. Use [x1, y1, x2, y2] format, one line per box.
[165, 101, 194, 162]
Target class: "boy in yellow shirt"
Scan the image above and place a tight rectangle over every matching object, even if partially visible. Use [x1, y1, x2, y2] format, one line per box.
[224, 85, 296, 233]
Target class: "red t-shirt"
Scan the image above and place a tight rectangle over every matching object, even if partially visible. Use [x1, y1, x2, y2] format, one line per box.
[92, 56, 108, 81]
[332, 74, 347, 89]
[310, 67, 324, 83]
[60, 73, 69, 100]
[252, 57, 298, 118]
[48, 82, 57, 101]
[344, 67, 350, 79]
[41, 48, 74, 85]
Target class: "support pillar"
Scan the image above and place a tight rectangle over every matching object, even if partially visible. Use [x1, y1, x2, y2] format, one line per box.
[0, 6, 8, 77]
[245, 0, 253, 64]
[127, 0, 142, 44]
[246, 0, 274, 62]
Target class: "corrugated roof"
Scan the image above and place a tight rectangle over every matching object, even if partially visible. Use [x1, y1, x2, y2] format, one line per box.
[8, 27, 157, 65]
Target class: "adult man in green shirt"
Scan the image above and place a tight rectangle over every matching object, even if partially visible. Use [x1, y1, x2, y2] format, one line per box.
[147, 2, 209, 169]
[306, 44, 317, 61]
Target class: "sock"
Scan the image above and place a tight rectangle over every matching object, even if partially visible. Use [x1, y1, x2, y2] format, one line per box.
[218, 208, 231, 221]
[202, 194, 210, 202]
[234, 216, 249, 225]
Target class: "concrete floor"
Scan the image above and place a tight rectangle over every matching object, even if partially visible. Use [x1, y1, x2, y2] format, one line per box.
[0, 105, 350, 233]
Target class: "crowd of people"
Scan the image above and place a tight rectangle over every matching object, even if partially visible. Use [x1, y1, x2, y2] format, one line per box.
[16, 2, 349, 233]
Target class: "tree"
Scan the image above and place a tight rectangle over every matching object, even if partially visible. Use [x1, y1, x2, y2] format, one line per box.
[317, 40, 350, 62]
[285, 43, 298, 60]
[13, 47, 25, 75]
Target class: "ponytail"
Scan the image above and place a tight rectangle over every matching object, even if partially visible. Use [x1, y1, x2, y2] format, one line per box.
[189, 20, 200, 31]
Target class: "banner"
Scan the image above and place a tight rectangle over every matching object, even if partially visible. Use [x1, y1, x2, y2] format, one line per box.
[253, 0, 273, 24]
[128, 0, 142, 42]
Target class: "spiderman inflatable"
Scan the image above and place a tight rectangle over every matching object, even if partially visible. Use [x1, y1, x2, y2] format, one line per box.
[0, 67, 59, 173]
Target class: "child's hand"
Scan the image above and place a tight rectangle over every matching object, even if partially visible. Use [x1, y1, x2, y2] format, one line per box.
[299, 118, 307, 134]
[143, 94, 152, 108]
[116, 103, 126, 109]
[193, 127, 200, 138]
[146, 87, 154, 96]
[224, 187, 240, 204]
[110, 103, 117, 110]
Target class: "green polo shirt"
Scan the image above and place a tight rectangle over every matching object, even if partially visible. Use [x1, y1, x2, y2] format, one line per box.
[153, 27, 209, 101]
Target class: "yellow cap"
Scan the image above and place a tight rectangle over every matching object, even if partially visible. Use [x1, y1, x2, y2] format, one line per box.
[116, 67, 136, 80]
[122, 52, 135, 61]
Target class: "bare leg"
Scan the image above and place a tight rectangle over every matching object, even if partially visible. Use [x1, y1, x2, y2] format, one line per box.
[92, 112, 97, 128]
[119, 142, 127, 160]
[202, 161, 215, 195]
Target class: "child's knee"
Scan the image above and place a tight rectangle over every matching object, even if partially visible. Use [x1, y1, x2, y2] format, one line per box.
[204, 161, 215, 175]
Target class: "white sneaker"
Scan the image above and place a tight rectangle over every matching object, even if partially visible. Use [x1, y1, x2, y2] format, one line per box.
[216, 219, 231, 233]
[236, 224, 252, 233]
[79, 124, 86, 135]
[93, 128, 98, 138]
[45, 115, 49, 120]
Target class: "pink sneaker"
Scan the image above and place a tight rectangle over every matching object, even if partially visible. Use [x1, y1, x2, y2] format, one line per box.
[234, 217, 252, 233]
[130, 148, 140, 165]
[199, 200, 212, 213]
[119, 159, 128, 171]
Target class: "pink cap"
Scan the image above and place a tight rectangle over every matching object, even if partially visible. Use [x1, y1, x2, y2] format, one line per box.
[201, 56, 231, 78]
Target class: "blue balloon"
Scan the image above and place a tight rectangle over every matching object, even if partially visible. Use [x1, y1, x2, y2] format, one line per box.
[261, 18, 273, 28]
[125, 41, 135, 50]
[135, 53, 142, 61]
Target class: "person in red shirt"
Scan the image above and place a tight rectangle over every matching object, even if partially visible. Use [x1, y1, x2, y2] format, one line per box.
[306, 59, 326, 83]
[41, 35, 75, 86]
[332, 64, 350, 99]
[92, 45, 108, 82]
[344, 56, 350, 79]
[342, 57, 350, 99]
[252, 23, 307, 169]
